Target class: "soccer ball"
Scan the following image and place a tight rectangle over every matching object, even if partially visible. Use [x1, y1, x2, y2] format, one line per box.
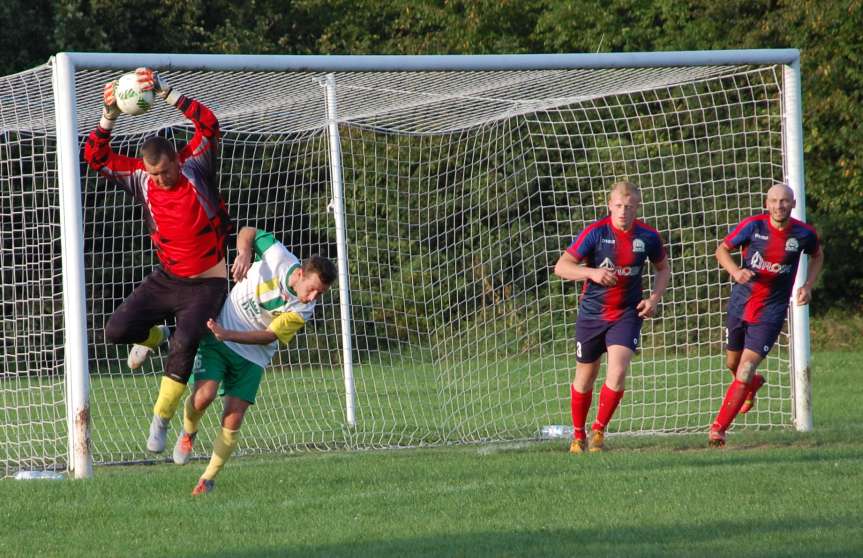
[114, 72, 155, 116]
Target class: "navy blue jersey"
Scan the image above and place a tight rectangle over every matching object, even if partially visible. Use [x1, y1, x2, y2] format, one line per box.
[566, 217, 666, 321]
[724, 214, 820, 324]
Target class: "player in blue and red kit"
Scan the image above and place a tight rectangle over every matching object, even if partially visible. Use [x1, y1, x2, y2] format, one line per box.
[554, 182, 670, 453]
[84, 68, 235, 454]
[709, 183, 823, 447]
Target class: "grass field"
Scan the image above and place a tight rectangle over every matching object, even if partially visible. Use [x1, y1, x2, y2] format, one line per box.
[2, 348, 795, 471]
[1, 350, 861, 557]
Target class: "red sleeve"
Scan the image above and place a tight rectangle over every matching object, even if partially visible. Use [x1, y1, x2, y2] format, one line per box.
[176, 95, 220, 174]
[83, 125, 145, 196]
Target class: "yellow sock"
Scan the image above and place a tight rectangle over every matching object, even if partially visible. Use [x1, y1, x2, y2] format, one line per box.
[183, 396, 205, 435]
[201, 427, 239, 481]
[140, 325, 166, 349]
[153, 376, 186, 420]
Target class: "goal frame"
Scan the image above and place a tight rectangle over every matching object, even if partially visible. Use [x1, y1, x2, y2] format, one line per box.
[52, 49, 809, 479]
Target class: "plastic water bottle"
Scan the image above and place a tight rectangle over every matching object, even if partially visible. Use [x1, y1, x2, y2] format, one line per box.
[539, 425, 572, 440]
[14, 470, 64, 480]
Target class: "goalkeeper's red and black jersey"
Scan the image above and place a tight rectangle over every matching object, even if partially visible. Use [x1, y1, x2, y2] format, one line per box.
[723, 213, 820, 325]
[84, 96, 233, 277]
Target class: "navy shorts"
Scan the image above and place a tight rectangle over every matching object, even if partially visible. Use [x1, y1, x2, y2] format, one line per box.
[725, 313, 783, 358]
[575, 315, 643, 363]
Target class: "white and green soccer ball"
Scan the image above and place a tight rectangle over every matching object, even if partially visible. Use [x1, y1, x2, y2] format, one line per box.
[114, 72, 155, 116]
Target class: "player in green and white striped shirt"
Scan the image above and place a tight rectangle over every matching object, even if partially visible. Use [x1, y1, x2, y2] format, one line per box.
[174, 226, 337, 495]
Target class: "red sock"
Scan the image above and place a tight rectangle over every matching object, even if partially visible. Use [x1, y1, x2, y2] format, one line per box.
[712, 379, 751, 432]
[570, 385, 593, 441]
[592, 384, 624, 432]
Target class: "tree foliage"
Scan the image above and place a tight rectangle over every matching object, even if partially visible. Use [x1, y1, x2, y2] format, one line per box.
[1, 0, 860, 309]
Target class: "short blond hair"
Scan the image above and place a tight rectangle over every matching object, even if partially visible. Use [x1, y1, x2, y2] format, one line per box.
[608, 181, 641, 201]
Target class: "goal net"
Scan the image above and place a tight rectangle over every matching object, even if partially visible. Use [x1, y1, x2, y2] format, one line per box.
[0, 54, 803, 477]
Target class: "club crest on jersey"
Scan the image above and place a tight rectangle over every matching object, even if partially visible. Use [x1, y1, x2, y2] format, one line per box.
[240, 298, 260, 319]
[632, 238, 645, 253]
[785, 238, 799, 252]
[750, 251, 792, 274]
[599, 257, 641, 276]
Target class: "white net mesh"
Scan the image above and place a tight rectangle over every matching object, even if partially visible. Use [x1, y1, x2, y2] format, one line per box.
[0, 58, 792, 475]
[0, 66, 67, 476]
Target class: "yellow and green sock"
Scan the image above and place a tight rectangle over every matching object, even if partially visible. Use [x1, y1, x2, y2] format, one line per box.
[183, 395, 205, 435]
[201, 427, 240, 481]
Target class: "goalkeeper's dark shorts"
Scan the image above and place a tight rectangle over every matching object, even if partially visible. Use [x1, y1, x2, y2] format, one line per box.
[104, 267, 228, 382]
[575, 314, 643, 363]
[725, 313, 784, 358]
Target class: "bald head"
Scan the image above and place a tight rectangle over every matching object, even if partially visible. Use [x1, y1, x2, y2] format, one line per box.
[765, 183, 796, 227]
[767, 183, 794, 200]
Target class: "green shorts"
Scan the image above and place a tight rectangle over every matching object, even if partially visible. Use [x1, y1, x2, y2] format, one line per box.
[191, 332, 265, 404]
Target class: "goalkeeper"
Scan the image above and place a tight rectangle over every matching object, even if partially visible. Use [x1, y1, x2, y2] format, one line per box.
[172, 227, 337, 496]
[83, 68, 233, 454]
[554, 181, 670, 453]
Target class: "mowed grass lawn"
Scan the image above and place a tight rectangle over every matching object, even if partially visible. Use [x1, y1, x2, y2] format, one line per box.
[0, 351, 861, 557]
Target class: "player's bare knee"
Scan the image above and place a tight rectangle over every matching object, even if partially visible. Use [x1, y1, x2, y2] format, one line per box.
[604, 369, 627, 391]
[193, 390, 216, 410]
[606, 379, 626, 391]
[573, 375, 597, 393]
[222, 415, 245, 431]
[726, 357, 739, 375]
[222, 410, 248, 430]
[736, 361, 757, 383]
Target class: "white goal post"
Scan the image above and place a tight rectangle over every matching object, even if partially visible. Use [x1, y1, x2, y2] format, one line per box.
[0, 50, 810, 480]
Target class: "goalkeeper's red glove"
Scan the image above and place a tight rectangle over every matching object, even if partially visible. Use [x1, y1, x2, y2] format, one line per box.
[100, 80, 121, 129]
[136, 67, 180, 105]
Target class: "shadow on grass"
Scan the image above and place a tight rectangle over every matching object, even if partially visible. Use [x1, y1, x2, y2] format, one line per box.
[194, 515, 863, 557]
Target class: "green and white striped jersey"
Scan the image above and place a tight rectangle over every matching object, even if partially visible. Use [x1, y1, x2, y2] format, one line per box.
[218, 230, 315, 366]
